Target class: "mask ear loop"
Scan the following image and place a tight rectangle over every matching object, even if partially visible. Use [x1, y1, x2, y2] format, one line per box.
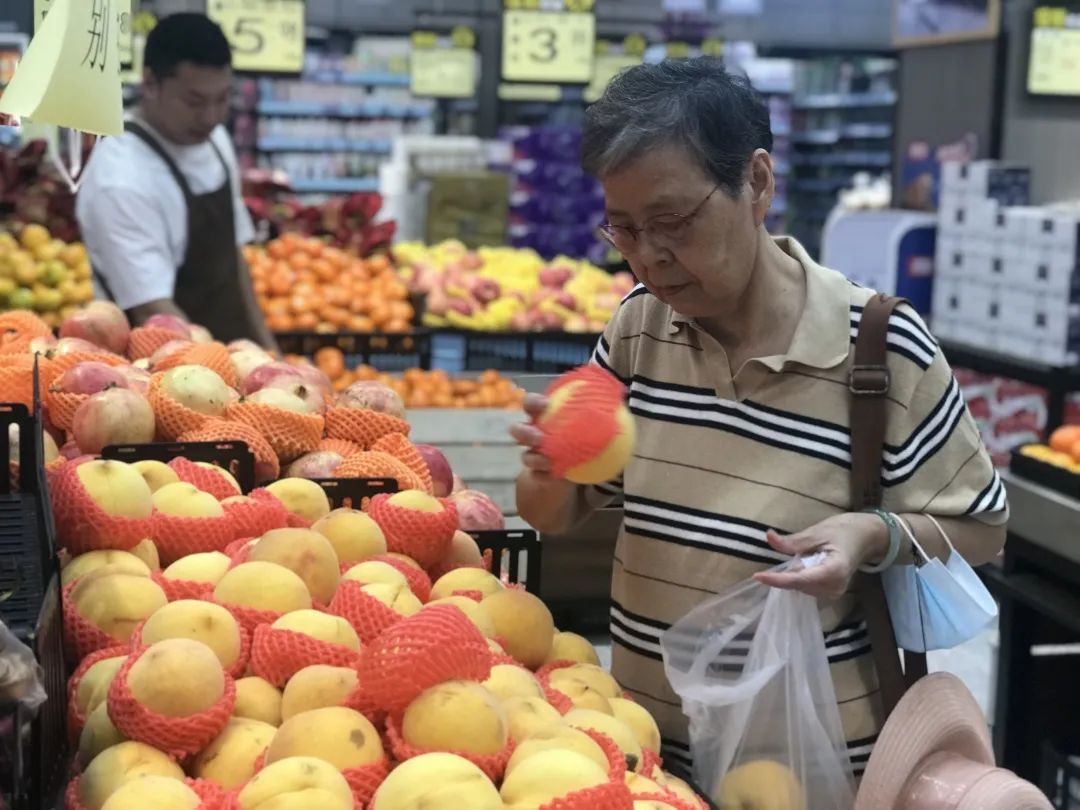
[895, 514, 932, 654]
[48, 127, 96, 193]
[922, 514, 958, 561]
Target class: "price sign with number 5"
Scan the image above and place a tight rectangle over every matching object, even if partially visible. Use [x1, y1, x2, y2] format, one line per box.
[502, 10, 595, 83]
[208, 0, 304, 74]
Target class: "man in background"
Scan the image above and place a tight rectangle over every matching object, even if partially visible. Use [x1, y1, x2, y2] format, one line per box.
[76, 13, 274, 347]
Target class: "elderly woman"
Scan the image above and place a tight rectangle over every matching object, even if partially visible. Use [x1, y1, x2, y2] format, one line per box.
[512, 58, 1006, 778]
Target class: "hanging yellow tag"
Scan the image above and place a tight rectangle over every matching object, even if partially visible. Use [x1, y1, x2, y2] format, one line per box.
[208, 0, 305, 74]
[502, 10, 595, 83]
[411, 49, 477, 99]
[1, 0, 123, 136]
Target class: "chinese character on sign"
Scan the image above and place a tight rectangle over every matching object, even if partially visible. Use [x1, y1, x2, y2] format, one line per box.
[83, 0, 111, 72]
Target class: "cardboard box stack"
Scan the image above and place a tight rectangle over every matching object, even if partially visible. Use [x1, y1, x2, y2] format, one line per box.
[933, 160, 1080, 366]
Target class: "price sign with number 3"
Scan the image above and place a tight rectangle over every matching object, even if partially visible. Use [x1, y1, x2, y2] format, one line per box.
[208, 0, 304, 74]
[502, 10, 595, 83]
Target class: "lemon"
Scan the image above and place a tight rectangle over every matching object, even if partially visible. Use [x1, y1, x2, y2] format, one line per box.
[11, 256, 40, 287]
[19, 223, 50, 251]
[0, 232, 16, 253]
[32, 240, 62, 263]
[0, 277, 15, 299]
[60, 242, 87, 268]
[74, 262, 92, 282]
[58, 278, 80, 304]
[39, 260, 70, 287]
[8, 288, 35, 310]
[74, 280, 94, 303]
[59, 304, 78, 321]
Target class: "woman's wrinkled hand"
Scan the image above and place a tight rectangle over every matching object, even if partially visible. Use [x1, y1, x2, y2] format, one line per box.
[509, 394, 553, 476]
[753, 513, 888, 601]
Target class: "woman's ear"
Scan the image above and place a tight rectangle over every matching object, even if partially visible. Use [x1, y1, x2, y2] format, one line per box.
[748, 149, 775, 226]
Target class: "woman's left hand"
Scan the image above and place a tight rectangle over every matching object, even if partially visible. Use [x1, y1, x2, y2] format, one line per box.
[753, 513, 888, 600]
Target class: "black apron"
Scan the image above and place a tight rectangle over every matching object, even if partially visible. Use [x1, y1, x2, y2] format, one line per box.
[116, 120, 255, 343]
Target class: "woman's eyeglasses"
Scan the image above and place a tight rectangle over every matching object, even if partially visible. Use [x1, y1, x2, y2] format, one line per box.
[598, 186, 720, 253]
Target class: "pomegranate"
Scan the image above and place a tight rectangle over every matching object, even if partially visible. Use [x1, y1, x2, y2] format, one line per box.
[72, 387, 156, 454]
[143, 313, 192, 338]
[451, 489, 504, 531]
[231, 349, 273, 385]
[117, 365, 151, 393]
[260, 380, 326, 414]
[240, 361, 304, 396]
[189, 324, 214, 343]
[289, 362, 333, 401]
[245, 387, 315, 414]
[58, 301, 131, 355]
[226, 339, 266, 354]
[452, 475, 467, 494]
[28, 334, 57, 357]
[52, 361, 130, 395]
[59, 439, 82, 461]
[416, 443, 454, 497]
[336, 380, 406, 419]
[286, 451, 344, 479]
[159, 365, 231, 416]
[52, 337, 105, 357]
[149, 339, 193, 369]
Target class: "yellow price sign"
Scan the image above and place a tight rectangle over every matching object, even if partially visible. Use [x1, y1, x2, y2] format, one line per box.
[702, 37, 724, 57]
[451, 26, 477, 49]
[1034, 6, 1068, 27]
[1, 0, 123, 135]
[585, 52, 641, 103]
[623, 33, 647, 57]
[502, 10, 595, 83]
[208, 0, 305, 74]
[411, 31, 438, 49]
[667, 41, 691, 59]
[411, 48, 477, 99]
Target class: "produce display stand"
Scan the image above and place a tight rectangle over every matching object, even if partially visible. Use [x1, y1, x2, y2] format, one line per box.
[273, 328, 600, 374]
[0, 397, 66, 810]
[102, 440, 257, 494]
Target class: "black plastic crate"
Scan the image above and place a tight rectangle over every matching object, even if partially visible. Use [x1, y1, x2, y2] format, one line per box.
[313, 477, 399, 511]
[274, 331, 433, 372]
[470, 529, 541, 594]
[0, 403, 54, 640]
[2, 574, 66, 810]
[1041, 741, 1080, 809]
[1010, 449, 1080, 500]
[450, 331, 599, 373]
[102, 441, 257, 494]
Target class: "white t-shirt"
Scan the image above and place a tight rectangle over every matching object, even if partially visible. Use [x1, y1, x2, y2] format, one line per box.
[76, 118, 255, 311]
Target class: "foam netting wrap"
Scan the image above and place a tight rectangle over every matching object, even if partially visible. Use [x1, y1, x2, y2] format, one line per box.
[151, 570, 216, 603]
[537, 364, 627, 480]
[318, 437, 364, 458]
[370, 432, 433, 494]
[428, 549, 496, 583]
[536, 729, 635, 810]
[167, 456, 241, 500]
[224, 538, 255, 568]
[61, 581, 143, 663]
[221, 488, 290, 540]
[335, 451, 425, 493]
[212, 598, 286, 634]
[342, 679, 386, 730]
[219, 787, 364, 810]
[50, 460, 152, 554]
[65, 645, 130, 744]
[356, 604, 491, 714]
[328, 580, 405, 645]
[226, 401, 323, 462]
[156, 342, 238, 388]
[150, 510, 236, 566]
[147, 371, 220, 440]
[324, 407, 410, 448]
[0, 310, 52, 354]
[0, 355, 35, 408]
[44, 350, 130, 430]
[366, 493, 458, 570]
[385, 713, 514, 783]
[129, 618, 251, 680]
[180, 420, 281, 484]
[65, 776, 224, 810]
[128, 325, 185, 361]
[365, 555, 431, 603]
[248, 624, 362, 688]
[107, 644, 236, 759]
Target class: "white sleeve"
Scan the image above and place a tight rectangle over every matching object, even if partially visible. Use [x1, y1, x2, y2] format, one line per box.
[76, 183, 176, 310]
[216, 129, 255, 246]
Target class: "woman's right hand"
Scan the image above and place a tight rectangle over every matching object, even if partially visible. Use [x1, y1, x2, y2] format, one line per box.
[509, 394, 553, 476]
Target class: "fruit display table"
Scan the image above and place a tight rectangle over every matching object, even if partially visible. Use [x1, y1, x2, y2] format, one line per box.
[980, 472, 1080, 789]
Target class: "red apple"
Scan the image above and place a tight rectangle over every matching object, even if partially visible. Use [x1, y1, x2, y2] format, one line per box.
[416, 444, 454, 497]
[72, 387, 156, 455]
[539, 266, 574, 288]
[143, 313, 192, 339]
[450, 489, 504, 531]
[52, 361, 130, 395]
[58, 301, 131, 355]
[336, 381, 406, 419]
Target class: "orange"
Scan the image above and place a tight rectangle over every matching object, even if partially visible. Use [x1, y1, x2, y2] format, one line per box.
[1050, 425, 1080, 454]
[384, 319, 411, 334]
[346, 315, 374, 332]
[292, 312, 318, 330]
[389, 301, 413, 322]
[312, 258, 336, 283]
[267, 240, 290, 260]
[267, 314, 293, 332]
[315, 347, 346, 379]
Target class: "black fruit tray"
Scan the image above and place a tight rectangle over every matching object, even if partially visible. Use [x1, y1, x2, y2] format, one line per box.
[470, 529, 541, 594]
[1010, 449, 1080, 500]
[311, 477, 399, 511]
[102, 441, 257, 494]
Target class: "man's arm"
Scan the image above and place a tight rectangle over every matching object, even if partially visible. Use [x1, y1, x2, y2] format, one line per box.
[126, 298, 189, 327]
[236, 249, 278, 352]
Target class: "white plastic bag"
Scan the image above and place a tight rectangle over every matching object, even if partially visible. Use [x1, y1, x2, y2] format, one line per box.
[661, 556, 856, 810]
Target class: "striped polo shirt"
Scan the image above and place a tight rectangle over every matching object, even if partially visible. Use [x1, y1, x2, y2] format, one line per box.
[588, 236, 1007, 777]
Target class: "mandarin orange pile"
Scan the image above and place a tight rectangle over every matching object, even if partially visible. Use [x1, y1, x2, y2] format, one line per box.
[246, 234, 413, 334]
[314, 349, 524, 410]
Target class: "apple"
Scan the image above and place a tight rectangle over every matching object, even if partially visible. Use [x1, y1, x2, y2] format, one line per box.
[189, 324, 213, 343]
[335, 381, 405, 419]
[415, 444, 453, 497]
[58, 301, 131, 355]
[72, 388, 156, 455]
[539, 266, 573, 288]
[470, 278, 501, 305]
[143, 313, 192, 339]
[286, 451, 344, 480]
[246, 387, 319, 415]
[450, 490, 504, 531]
[53, 362, 130, 395]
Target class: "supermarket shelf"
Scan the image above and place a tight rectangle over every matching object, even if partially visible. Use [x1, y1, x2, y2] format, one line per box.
[304, 70, 411, 87]
[792, 90, 897, 110]
[791, 151, 892, 168]
[792, 124, 894, 145]
[288, 176, 380, 194]
[257, 136, 393, 154]
[256, 100, 435, 118]
[790, 177, 852, 193]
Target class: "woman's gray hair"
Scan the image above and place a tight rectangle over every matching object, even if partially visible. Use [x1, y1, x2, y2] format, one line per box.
[582, 57, 773, 198]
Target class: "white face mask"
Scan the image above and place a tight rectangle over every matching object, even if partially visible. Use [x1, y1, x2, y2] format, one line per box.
[881, 516, 998, 653]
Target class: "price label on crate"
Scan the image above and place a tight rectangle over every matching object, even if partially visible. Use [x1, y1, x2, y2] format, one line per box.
[502, 10, 595, 83]
[411, 47, 477, 99]
[208, 0, 305, 74]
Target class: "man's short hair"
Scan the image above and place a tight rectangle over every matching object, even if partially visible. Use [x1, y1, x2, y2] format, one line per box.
[144, 13, 232, 79]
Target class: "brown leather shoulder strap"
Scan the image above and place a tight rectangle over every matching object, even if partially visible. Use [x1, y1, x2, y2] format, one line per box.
[849, 293, 927, 717]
